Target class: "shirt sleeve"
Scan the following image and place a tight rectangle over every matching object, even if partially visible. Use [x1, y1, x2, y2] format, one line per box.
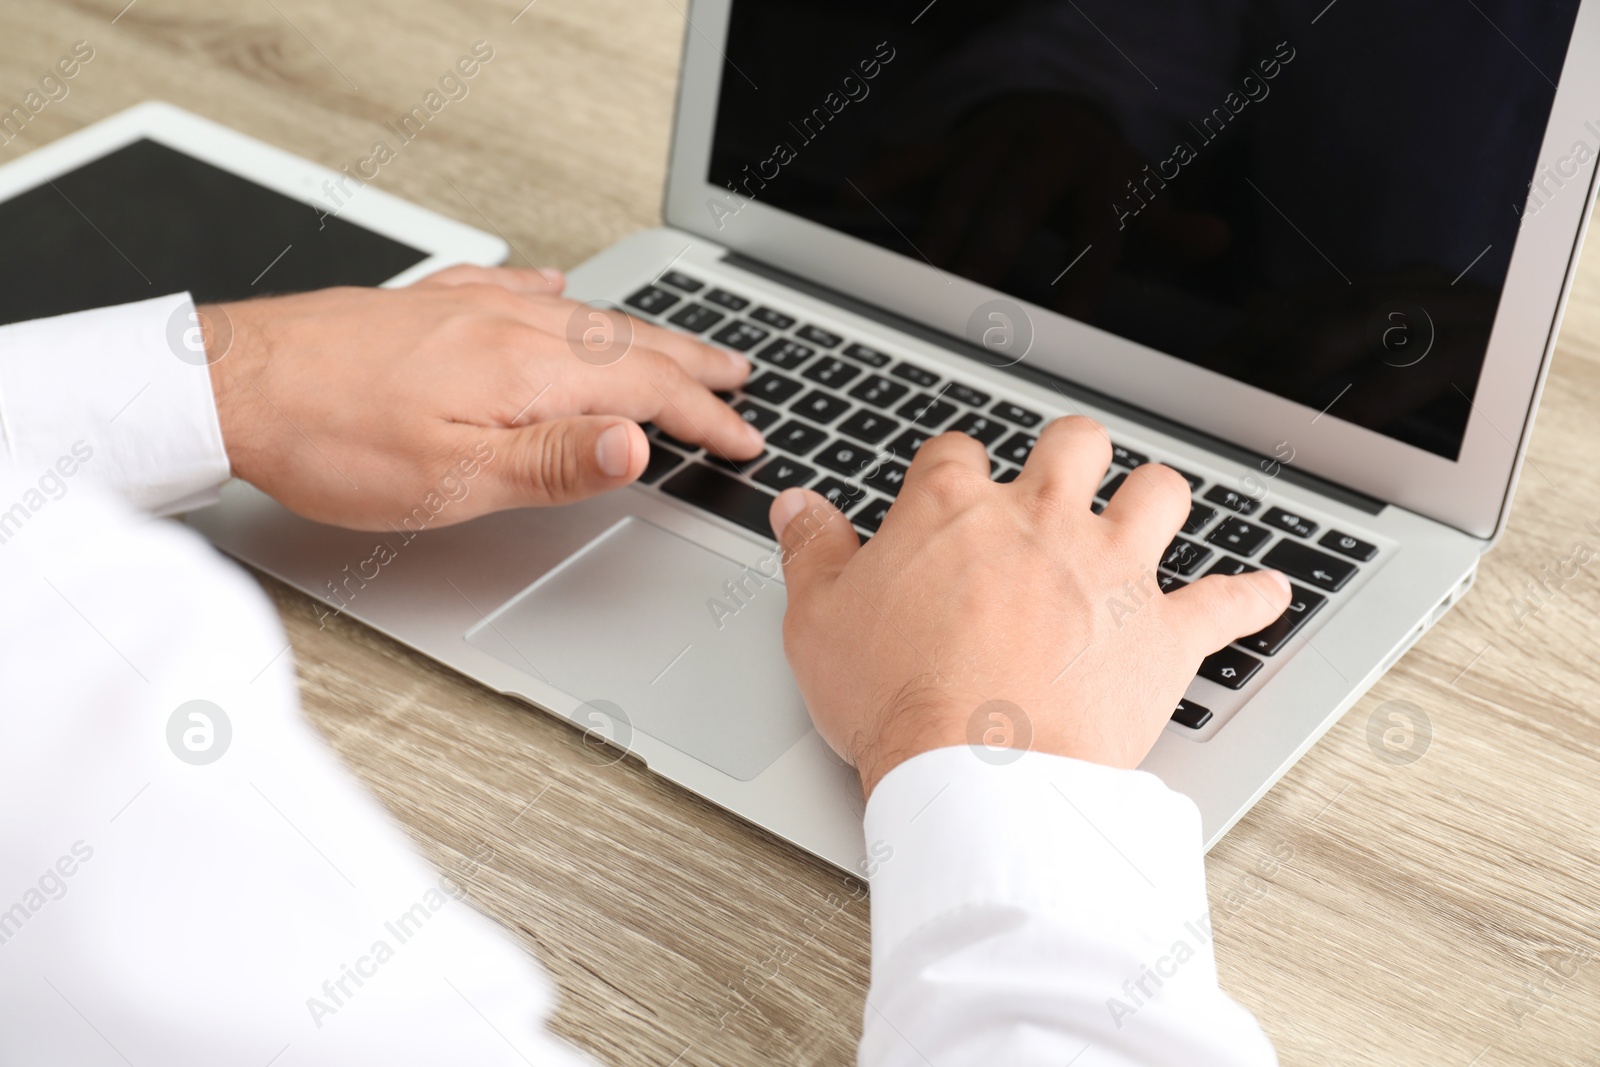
[0, 293, 232, 515]
[0, 474, 594, 1067]
[858, 746, 1279, 1067]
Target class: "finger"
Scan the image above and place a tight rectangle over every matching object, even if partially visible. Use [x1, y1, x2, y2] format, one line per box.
[627, 315, 754, 390]
[1014, 416, 1113, 504]
[770, 488, 859, 602]
[1099, 462, 1194, 560]
[554, 349, 765, 460]
[901, 430, 991, 493]
[520, 300, 753, 392]
[475, 416, 647, 508]
[1165, 569, 1293, 656]
[412, 264, 566, 295]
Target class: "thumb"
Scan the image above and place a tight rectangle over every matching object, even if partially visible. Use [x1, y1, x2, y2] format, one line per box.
[769, 488, 859, 601]
[488, 416, 646, 507]
[1167, 568, 1293, 655]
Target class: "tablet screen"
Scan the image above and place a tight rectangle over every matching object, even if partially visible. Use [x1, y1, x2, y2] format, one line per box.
[0, 137, 428, 327]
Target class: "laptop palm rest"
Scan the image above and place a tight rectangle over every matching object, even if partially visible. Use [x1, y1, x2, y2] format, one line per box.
[464, 516, 811, 782]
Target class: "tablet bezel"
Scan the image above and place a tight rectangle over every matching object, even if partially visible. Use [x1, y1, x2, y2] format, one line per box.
[0, 100, 507, 291]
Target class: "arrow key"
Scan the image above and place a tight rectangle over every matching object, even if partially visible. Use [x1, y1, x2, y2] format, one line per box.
[1199, 647, 1262, 690]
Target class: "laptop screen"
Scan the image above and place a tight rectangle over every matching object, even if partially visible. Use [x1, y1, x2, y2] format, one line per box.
[709, 1, 1582, 461]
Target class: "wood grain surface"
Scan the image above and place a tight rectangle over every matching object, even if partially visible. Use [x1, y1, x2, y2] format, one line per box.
[5, 2, 1600, 1064]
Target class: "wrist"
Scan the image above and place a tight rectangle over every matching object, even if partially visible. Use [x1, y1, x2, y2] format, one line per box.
[852, 689, 977, 800]
[200, 301, 265, 483]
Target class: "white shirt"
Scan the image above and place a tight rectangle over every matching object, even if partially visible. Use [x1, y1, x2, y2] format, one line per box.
[0, 294, 1278, 1066]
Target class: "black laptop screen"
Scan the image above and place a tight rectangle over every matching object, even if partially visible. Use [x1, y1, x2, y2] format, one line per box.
[709, 1, 1583, 460]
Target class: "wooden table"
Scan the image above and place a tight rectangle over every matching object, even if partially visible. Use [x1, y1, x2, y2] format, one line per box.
[6, 2, 1600, 1063]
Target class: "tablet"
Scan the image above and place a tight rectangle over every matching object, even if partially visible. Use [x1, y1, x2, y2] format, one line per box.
[0, 101, 507, 327]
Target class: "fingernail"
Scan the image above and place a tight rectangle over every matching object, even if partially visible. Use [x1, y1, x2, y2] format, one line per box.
[537, 267, 565, 286]
[596, 423, 632, 478]
[726, 350, 751, 373]
[770, 488, 807, 536]
[1265, 569, 1291, 594]
[743, 420, 765, 447]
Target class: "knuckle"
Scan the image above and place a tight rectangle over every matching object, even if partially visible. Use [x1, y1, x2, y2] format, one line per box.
[916, 457, 978, 505]
[535, 430, 578, 492]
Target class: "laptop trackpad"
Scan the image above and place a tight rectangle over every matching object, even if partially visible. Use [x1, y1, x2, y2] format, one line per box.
[463, 517, 811, 781]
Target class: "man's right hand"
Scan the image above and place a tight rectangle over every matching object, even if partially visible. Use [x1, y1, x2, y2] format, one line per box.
[769, 416, 1291, 797]
[203, 264, 762, 531]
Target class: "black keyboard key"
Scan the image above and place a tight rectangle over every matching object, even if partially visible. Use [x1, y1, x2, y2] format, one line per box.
[890, 362, 940, 388]
[748, 372, 804, 405]
[1161, 537, 1214, 577]
[732, 399, 781, 433]
[995, 466, 1020, 484]
[1111, 443, 1149, 469]
[1320, 530, 1379, 562]
[752, 456, 817, 491]
[863, 459, 909, 497]
[838, 409, 901, 444]
[624, 285, 680, 315]
[897, 394, 957, 428]
[651, 428, 700, 453]
[815, 440, 879, 478]
[1096, 472, 1128, 501]
[710, 321, 769, 351]
[841, 342, 892, 368]
[638, 443, 685, 484]
[802, 357, 861, 389]
[1170, 468, 1205, 493]
[1261, 541, 1358, 592]
[1263, 507, 1318, 539]
[792, 390, 852, 424]
[661, 464, 776, 537]
[887, 428, 934, 458]
[1090, 500, 1106, 515]
[853, 496, 892, 532]
[1204, 557, 1258, 578]
[666, 303, 725, 333]
[705, 288, 750, 311]
[1203, 485, 1261, 516]
[991, 401, 1042, 428]
[947, 383, 992, 408]
[768, 420, 828, 456]
[1183, 503, 1217, 536]
[813, 476, 868, 511]
[849, 375, 911, 409]
[755, 339, 814, 370]
[1206, 518, 1273, 557]
[1171, 699, 1213, 730]
[796, 324, 843, 348]
[705, 449, 765, 476]
[1199, 647, 1262, 690]
[889, 363, 934, 388]
[949, 412, 1006, 446]
[750, 306, 795, 330]
[995, 432, 1037, 467]
[1157, 573, 1187, 593]
[658, 270, 703, 293]
[1238, 584, 1328, 656]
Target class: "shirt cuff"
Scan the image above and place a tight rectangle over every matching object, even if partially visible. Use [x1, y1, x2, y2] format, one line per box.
[862, 746, 1214, 964]
[0, 293, 231, 515]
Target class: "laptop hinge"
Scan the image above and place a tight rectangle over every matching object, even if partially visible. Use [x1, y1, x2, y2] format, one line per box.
[722, 251, 1386, 517]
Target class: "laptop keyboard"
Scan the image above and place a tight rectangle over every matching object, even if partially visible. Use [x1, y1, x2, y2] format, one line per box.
[619, 271, 1384, 735]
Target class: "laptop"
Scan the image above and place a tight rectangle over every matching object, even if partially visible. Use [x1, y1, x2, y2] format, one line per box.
[183, 1, 1598, 873]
